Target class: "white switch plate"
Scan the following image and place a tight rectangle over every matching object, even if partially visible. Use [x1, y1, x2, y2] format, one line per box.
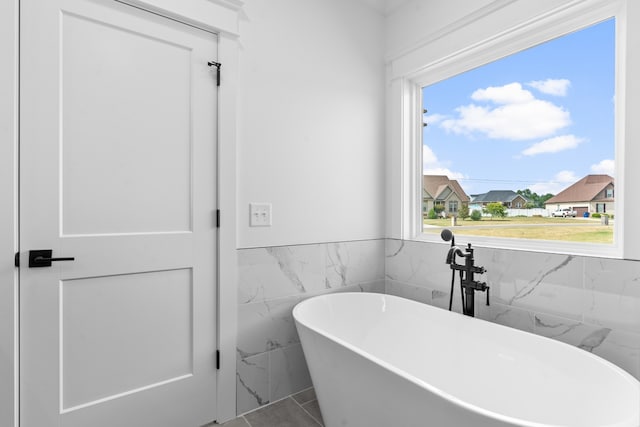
[250, 203, 272, 227]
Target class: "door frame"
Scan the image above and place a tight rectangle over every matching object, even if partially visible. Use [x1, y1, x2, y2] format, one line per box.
[0, 0, 240, 425]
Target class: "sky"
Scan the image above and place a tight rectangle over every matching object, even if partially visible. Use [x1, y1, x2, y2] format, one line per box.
[422, 18, 615, 196]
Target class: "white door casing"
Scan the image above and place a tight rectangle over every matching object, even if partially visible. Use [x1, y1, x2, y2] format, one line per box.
[20, 0, 219, 425]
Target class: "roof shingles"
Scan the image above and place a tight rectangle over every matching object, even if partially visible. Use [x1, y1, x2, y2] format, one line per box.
[423, 175, 470, 202]
[546, 174, 614, 204]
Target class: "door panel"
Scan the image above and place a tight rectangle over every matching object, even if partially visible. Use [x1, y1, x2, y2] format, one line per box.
[20, 0, 218, 426]
[61, 269, 193, 411]
[60, 10, 193, 235]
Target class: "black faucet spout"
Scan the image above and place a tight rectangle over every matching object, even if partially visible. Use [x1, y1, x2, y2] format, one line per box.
[445, 246, 465, 265]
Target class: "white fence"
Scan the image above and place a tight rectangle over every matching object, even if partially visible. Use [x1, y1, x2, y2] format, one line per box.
[505, 208, 550, 217]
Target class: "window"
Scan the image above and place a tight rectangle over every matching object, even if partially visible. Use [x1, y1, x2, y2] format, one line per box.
[422, 19, 615, 246]
[387, 0, 640, 258]
[449, 201, 458, 213]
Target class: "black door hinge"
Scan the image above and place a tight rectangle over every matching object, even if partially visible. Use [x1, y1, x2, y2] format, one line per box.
[207, 61, 221, 86]
[14, 252, 19, 267]
[216, 350, 220, 370]
[216, 209, 220, 228]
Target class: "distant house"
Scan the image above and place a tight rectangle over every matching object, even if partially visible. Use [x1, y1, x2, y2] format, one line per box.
[545, 174, 614, 217]
[469, 190, 530, 211]
[423, 175, 470, 217]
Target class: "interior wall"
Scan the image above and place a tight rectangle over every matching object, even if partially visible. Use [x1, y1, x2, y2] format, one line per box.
[385, 0, 493, 59]
[0, 0, 17, 425]
[237, 0, 386, 249]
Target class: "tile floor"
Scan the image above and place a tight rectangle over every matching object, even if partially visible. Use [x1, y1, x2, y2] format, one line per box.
[216, 388, 324, 427]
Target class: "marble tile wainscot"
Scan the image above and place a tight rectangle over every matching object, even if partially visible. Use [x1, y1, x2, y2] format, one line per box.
[236, 239, 385, 415]
[236, 238, 640, 417]
[385, 239, 640, 380]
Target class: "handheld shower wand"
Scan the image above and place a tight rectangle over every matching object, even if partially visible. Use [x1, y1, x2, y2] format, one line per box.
[441, 229, 464, 311]
[441, 228, 455, 247]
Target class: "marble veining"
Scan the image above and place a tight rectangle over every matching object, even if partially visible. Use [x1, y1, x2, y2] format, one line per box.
[326, 244, 348, 287]
[266, 247, 308, 293]
[237, 368, 267, 407]
[238, 237, 640, 417]
[385, 239, 640, 380]
[237, 239, 387, 415]
[385, 239, 404, 258]
[583, 257, 640, 333]
[508, 255, 576, 304]
[325, 240, 385, 288]
[238, 245, 325, 303]
[578, 328, 612, 352]
[237, 296, 302, 358]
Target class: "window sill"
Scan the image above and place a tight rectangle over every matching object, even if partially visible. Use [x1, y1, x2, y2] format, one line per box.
[412, 231, 622, 259]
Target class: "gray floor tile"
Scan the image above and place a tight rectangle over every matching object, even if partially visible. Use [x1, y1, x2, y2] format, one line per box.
[215, 417, 251, 427]
[301, 400, 324, 426]
[291, 387, 316, 405]
[244, 397, 321, 427]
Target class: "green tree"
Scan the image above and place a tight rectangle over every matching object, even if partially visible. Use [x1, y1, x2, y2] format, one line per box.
[427, 208, 438, 219]
[485, 202, 507, 220]
[470, 209, 482, 221]
[517, 188, 555, 208]
[458, 204, 470, 220]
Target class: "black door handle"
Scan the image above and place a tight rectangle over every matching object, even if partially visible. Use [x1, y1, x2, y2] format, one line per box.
[28, 250, 75, 268]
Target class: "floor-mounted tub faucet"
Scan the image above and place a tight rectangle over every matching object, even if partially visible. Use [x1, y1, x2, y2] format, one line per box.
[441, 229, 489, 317]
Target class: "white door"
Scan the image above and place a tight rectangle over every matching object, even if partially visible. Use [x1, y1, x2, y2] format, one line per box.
[20, 0, 218, 426]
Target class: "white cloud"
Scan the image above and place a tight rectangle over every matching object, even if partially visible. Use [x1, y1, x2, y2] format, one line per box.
[529, 170, 578, 195]
[521, 135, 585, 156]
[554, 170, 579, 183]
[471, 82, 534, 104]
[441, 100, 570, 140]
[423, 113, 447, 126]
[591, 159, 615, 176]
[423, 145, 465, 179]
[527, 79, 571, 96]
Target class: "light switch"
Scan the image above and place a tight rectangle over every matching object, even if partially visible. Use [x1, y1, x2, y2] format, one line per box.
[250, 203, 272, 227]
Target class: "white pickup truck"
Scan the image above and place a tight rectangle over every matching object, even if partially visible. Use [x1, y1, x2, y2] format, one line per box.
[551, 208, 577, 217]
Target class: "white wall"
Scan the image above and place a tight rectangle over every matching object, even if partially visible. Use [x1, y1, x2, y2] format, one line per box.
[0, 0, 18, 425]
[385, 0, 493, 59]
[237, 0, 386, 248]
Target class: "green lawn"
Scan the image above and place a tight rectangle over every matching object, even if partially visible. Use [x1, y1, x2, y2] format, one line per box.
[423, 216, 613, 243]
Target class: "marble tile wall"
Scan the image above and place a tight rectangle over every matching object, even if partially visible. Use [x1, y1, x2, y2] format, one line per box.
[385, 239, 640, 379]
[236, 239, 385, 415]
[236, 237, 640, 416]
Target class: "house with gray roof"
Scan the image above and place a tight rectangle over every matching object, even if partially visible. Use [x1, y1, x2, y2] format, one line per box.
[545, 174, 614, 217]
[469, 190, 530, 211]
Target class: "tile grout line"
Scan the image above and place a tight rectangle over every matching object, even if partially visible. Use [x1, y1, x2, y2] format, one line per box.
[241, 415, 253, 427]
[291, 397, 323, 427]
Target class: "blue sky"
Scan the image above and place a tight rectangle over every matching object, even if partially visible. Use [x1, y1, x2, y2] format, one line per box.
[422, 18, 615, 196]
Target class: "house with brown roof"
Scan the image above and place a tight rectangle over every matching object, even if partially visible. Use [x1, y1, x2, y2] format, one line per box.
[423, 175, 470, 217]
[545, 174, 615, 217]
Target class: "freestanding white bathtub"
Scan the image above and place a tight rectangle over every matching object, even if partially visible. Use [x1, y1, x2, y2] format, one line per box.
[293, 292, 640, 427]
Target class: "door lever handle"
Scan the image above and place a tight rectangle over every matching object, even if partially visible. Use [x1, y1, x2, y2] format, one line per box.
[28, 250, 75, 268]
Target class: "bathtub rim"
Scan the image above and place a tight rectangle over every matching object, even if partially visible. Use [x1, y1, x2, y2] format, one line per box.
[293, 292, 640, 427]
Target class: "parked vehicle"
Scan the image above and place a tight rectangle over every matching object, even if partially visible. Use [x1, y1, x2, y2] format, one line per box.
[552, 208, 577, 217]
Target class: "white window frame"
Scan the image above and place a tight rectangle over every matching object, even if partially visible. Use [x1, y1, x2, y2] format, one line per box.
[387, 0, 640, 259]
